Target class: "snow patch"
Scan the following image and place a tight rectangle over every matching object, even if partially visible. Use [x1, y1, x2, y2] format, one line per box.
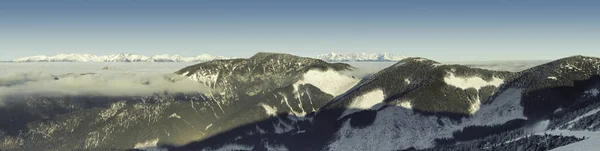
[548, 76, 558, 80]
[468, 96, 482, 114]
[444, 73, 505, 114]
[532, 120, 550, 133]
[273, 119, 295, 134]
[348, 89, 385, 110]
[260, 103, 278, 116]
[399, 100, 412, 109]
[414, 58, 428, 62]
[339, 89, 385, 119]
[555, 108, 564, 113]
[278, 93, 306, 116]
[205, 123, 213, 130]
[134, 138, 163, 151]
[404, 79, 411, 84]
[585, 88, 599, 97]
[293, 69, 359, 96]
[168, 113, 181, 119]
[188, 72, 220, 87]
[443, 73, 504, 90]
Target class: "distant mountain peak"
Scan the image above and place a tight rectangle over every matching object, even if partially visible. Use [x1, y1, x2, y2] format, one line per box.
[314, 52, 406, 62]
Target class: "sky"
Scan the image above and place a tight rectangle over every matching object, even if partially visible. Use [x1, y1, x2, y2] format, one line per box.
[0, 0, 599, 61]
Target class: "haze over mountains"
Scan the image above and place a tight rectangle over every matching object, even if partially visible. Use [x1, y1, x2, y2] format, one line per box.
[1, 52, 600, 151]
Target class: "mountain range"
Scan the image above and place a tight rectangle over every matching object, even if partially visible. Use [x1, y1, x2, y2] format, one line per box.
[11, 53, 231, 62]
[1, 52, 600, 151]
[9, 52, 405, 62]
[314, 52, 406, 62]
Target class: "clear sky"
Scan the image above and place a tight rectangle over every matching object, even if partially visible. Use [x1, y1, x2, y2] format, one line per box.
[0, 0, 598, 61]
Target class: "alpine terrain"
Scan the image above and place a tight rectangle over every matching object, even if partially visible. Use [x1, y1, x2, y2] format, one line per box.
[1, 53, 600, 151]
[0, 53, 359, 151]
[166, 55, 600, 151]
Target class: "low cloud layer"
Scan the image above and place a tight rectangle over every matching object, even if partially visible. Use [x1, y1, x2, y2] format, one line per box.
[0, 72, 210, 102]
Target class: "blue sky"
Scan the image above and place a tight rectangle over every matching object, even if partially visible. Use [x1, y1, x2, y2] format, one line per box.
[0, 0, 598, 61]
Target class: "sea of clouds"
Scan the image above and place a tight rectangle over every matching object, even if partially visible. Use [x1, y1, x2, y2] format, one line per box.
[0, 61, 547, 104]
[0, 72, 209, 96]
[0, 62, 209, 104]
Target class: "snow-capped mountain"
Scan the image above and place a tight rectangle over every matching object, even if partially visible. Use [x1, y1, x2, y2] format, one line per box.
[13, 53, 230, 62]
[315, 52, 406, 62]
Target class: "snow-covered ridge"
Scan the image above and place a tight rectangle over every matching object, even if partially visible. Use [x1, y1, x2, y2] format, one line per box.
[13, 53, 230, 62]
[315, 52, 405, 62]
